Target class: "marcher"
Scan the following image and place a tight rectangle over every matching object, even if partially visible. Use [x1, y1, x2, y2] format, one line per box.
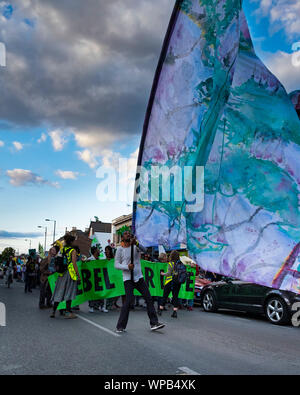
[158, 250, 184, 318]
[50, 234, 81, 319]
[157, 252, 169, 311]
[5, 256, 15, 288]
[25, 254, 35, 293]
[16, 260, 22, 282]
[179, 256, 197, 311]
[21, 262, 26, 282]
[72, 246, 82, 311]
[87, 246, 108, 313]
[114, 230, 165, 333]
[104, 245, 122, 310]
[39, 246, 59, 309]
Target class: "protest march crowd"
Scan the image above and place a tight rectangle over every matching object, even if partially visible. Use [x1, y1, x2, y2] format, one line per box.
[0, 229, 221, 333]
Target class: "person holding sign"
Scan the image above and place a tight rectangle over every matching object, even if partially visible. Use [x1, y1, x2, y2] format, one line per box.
[158, 250, 186, 319]
[114, 230, 165, 333]
[50, 234, 81, 319]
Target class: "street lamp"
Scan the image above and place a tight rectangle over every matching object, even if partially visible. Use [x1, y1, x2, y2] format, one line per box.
[24, 239, 32, 250]
[45, 219, 56, 244]
[38, 226, 47, 252]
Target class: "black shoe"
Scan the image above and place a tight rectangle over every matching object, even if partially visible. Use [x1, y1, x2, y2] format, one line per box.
[151, 322, 165, 331]
[171, 311, 177, 318]
[157, 309, 162, 316]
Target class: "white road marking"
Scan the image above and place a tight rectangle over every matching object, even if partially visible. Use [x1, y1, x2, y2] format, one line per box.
[177, 366, 201, 375]
[77, 314, 121, 338]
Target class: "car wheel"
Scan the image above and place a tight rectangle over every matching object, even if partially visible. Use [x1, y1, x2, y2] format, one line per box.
[202, 290, 218, 313]
[265, 296, 290, 325]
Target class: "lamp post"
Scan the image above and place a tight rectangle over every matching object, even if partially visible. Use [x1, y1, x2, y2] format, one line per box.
[38, 226, 47, 252]
[45, 219, 56, 244]
[24, 239, 32, 250]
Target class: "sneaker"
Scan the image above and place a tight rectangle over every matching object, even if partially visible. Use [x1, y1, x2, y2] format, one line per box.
[115, 328, 126, 333]
[171, 311, 177, 318]
[101, 307, 109, 313]
[157, 309, 162, 316]
[151, 322, 165, 331]
[187, 306, 193, 311]
[89, 307, 94, 313]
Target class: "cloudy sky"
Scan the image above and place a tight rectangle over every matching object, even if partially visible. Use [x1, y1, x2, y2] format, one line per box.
[0, 0, 299, 254]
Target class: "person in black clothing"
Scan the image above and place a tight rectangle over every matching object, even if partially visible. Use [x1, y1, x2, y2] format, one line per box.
[158, 250, 182, 318]
[25, 254, 35, 293]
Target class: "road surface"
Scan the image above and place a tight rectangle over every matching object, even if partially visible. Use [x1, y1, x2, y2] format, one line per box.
[0, 279, 299, 375]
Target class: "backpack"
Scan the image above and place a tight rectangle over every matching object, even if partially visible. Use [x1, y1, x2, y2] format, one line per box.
[173, 260, 187, 284]
[54, 247, 72, 274]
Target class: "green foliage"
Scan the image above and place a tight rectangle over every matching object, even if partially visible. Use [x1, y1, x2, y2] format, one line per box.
[116, 226, 131, 236]
[0, 247, 16, 263]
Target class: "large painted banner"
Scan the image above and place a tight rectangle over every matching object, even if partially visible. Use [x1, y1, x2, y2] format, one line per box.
[133, 1, 300, 293]
[48, 259, 196, 309]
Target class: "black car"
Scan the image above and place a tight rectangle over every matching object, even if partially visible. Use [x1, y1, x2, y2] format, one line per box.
[200, 279, 300, 325]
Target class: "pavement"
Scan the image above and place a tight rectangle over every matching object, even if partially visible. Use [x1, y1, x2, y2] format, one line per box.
[1, 278, 300, 375]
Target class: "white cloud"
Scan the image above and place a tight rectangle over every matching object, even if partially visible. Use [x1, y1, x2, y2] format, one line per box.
[252, 0, 300, 38]
[263, 50, 300, 93]
[6, 169, 60, 188]
[37, 132, 47, 143]
[76, 149, 98, 169]
[100, 146, 138, 189]
[0, 140, 4, 147]
[56, 170, 79, 180]
[49, 129, 69, 151]
[12, 141, 23, 151]
[0, 0, 174, 151]
[95, 147, 138, 203]
[74, 128, 125, 169]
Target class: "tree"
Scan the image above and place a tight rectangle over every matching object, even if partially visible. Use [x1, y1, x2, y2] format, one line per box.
[0, 247, 16, 264]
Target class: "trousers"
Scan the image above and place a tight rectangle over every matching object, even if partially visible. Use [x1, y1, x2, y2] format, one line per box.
[117, 278, 158, 330]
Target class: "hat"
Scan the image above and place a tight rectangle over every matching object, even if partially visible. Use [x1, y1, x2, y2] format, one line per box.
[180, 256, 196, 266]
[116, 226, 131, 236]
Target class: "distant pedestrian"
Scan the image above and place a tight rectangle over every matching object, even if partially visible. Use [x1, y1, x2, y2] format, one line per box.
[16, 261, 22, 282]
[25, 254, 35, 293]
[5, 256, 15, 288]
[21, 263, 26, 282]
[50, 234, 81, 319]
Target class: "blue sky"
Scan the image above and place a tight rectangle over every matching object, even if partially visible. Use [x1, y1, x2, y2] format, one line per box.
[0, 0, 299, 254]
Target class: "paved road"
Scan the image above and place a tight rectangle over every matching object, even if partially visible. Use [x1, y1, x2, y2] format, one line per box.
[1, 279, 300, 375]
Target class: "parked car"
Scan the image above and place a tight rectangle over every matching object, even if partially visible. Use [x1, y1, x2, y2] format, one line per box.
[194, 276, 212, 306]
[200, 278, 300, 325]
